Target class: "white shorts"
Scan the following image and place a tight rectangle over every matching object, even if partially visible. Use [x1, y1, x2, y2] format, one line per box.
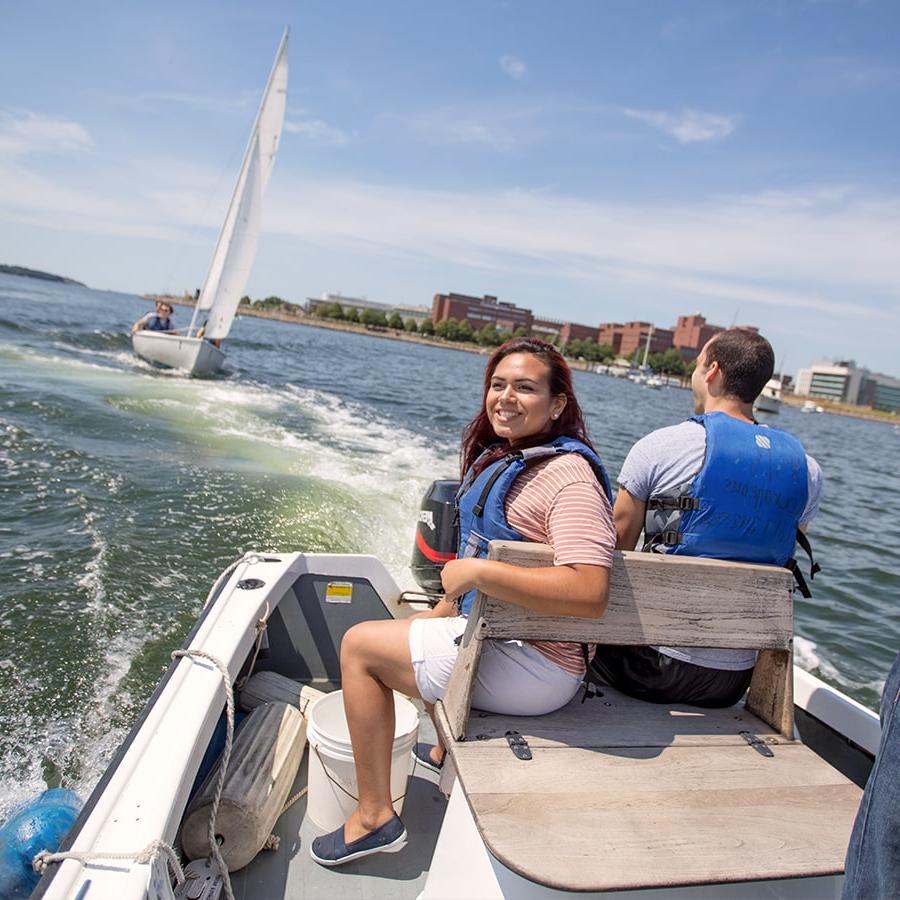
[408, 615, 582, 715]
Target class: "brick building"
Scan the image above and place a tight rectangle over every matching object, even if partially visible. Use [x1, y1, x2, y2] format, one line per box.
[597, 323, 625, 355]
[600, 321, 674, 359]
[431, 293, 533, 332]
[532, 317, 598, 344]
[672, 314, 724, 358]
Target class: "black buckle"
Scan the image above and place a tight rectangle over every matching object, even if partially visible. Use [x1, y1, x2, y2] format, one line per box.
[679, 496, 700, 510]
[662, 530, 682, 547]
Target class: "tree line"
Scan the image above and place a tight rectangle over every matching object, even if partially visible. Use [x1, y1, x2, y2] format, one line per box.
[238, 295, 689, 374]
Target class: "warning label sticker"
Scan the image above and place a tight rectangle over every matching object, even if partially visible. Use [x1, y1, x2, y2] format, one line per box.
[325, 581, 353, 604]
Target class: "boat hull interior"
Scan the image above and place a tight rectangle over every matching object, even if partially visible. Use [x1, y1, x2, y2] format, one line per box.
[34, 553, 878, 900]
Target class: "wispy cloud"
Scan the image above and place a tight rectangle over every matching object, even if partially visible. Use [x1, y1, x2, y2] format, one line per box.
[1, 145, 897, 332]
[624, 107, 739, 143]
[0, 110, 93, 158]
[283, 117, 350, 146]
[500, 55, 527, 81]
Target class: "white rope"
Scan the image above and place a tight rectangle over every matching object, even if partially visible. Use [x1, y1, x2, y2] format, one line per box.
[33, 554, 265, 897]
[171, 649, 235, 900]
[234, 600, 270, 692]
[33, 837, 186, 885]
[202, 550, 264, 609]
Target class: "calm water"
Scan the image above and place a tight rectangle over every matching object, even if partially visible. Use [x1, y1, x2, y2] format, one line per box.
[1, 274, 897, 816]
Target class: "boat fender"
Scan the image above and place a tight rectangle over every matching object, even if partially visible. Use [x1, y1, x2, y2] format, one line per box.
[0, 788, 82, 899]
[238, 670, 326, 716]
[181, 702, 306, 871]
[189, 709, 249, 803]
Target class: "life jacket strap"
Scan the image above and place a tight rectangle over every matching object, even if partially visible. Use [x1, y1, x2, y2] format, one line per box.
[786, 558, 812, 599]
[579, 643, 599, 703]
[795, 529, 821, 578]
[641, 529, 683, 553]
[472, 451, 524, 516]
[647, 496, 701, 511]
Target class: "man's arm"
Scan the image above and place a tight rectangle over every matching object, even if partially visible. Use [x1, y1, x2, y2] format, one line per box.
[613, 487, 646, 551]
[131, 315, 147, 334]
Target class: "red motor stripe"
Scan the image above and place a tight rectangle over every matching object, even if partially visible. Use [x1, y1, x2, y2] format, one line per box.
[415, 529, 457, 564]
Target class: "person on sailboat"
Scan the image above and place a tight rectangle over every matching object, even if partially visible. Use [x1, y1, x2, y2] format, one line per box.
[591, 328, 823, 707]
[132, 300, 177, 334]
[310, 338, 616, 867]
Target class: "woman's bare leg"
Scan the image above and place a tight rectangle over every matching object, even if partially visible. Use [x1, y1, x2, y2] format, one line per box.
[339, 618, 420, 842]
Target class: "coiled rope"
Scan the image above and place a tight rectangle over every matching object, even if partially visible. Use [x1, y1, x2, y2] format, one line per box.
[32, 552, 274, 898]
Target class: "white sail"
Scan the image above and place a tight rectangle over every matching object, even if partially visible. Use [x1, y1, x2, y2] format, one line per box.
[196, 29, 288, 340]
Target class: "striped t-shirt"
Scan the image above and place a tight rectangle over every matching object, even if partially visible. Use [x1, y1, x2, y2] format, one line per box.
[504, 453, 615, 676]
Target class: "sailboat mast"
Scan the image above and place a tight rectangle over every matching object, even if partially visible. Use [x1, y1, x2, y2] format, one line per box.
[189, 27, 289, 338]
[641, 325, 654, 369]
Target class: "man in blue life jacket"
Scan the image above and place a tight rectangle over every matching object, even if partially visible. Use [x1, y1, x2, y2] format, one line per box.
[590, 328, 823, 707]
[132, 300, 177, 334]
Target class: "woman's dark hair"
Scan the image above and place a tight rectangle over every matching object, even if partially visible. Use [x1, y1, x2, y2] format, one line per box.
[460, 337, 594, 477]
[704, 329, 775, 403]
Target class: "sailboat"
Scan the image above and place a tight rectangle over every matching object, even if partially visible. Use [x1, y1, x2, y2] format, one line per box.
[630, 326, 661, 387]
[132, 30, 289, 377]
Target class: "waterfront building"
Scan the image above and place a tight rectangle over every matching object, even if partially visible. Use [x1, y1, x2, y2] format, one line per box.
[531, 317, 598, 344]
[306, 292, 429, 323]
[860, 372, 900, 413]
[795, 360, 868, 405]
[598, 323, 625, 355]
[672, 314, 724, 358]
[431, 292, 533, 332]
[390, 303, 433, 325]
[613, 321, 675, 359]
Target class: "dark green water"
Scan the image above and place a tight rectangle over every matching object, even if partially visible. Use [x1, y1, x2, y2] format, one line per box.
[1, 274, 897, 816]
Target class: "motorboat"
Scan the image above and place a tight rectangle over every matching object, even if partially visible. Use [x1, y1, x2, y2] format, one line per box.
[754, 377, 783, 414]
[26, 487, 877, 900]
[132, 30, 288, 377]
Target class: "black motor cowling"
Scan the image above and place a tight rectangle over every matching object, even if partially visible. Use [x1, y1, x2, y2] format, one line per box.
[411, 479, 460, 594]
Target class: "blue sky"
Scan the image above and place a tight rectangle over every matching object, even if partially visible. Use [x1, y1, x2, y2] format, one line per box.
[1, 1, 898, 376]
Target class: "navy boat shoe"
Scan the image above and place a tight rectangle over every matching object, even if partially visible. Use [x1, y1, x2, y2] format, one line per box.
[412, 742, 444, 774]
[310, 815, 407, 867]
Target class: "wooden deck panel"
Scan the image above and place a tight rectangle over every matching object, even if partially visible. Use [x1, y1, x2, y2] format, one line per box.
[437, 700, 862, 891]
[468, 779, 859, 891]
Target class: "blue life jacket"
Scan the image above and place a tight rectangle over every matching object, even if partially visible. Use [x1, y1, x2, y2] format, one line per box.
[145, 313, 174, 332]
[455, 437, 612, 616]
[643, 412, 818, 591]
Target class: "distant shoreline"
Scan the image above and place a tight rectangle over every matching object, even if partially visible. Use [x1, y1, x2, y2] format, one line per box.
[1, 264, 85, 286]
[146, 294, 508, 361]
[144, 293, 897, 425]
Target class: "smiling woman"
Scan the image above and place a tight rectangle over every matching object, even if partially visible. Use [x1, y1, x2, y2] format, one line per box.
[310, 337, 616, 867]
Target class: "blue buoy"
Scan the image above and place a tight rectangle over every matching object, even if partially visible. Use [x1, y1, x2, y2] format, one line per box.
[0, 788, 82, 899]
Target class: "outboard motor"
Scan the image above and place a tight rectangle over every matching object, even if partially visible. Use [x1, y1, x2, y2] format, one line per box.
[411, 479, 460, 595]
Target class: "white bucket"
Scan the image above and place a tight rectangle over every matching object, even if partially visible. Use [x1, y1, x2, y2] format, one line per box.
[306, 689, 419, 832]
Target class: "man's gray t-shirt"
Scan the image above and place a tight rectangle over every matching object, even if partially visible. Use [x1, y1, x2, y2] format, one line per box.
[618, 419, 823, 671]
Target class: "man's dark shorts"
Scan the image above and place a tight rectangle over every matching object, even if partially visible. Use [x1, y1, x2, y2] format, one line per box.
[590, 645, 754, 708]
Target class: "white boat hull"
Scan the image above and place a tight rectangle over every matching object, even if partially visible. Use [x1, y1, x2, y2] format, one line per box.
[132, 331, 226, 377]
[754, 394, 782, 414]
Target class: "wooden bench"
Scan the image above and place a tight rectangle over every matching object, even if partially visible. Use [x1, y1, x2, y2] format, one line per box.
[433, 541, 862, 893]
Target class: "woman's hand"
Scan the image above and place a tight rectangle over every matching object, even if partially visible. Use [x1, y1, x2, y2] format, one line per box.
[440, 558, 482, 605]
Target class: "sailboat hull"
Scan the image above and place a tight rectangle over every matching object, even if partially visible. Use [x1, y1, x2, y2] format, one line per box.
[132, 331, 226, 377]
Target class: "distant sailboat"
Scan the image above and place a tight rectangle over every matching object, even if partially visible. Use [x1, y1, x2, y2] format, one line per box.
[133, 29, 288, 377]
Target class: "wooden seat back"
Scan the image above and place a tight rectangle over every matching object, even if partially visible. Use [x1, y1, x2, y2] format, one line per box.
[438, 540, 795, 742]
